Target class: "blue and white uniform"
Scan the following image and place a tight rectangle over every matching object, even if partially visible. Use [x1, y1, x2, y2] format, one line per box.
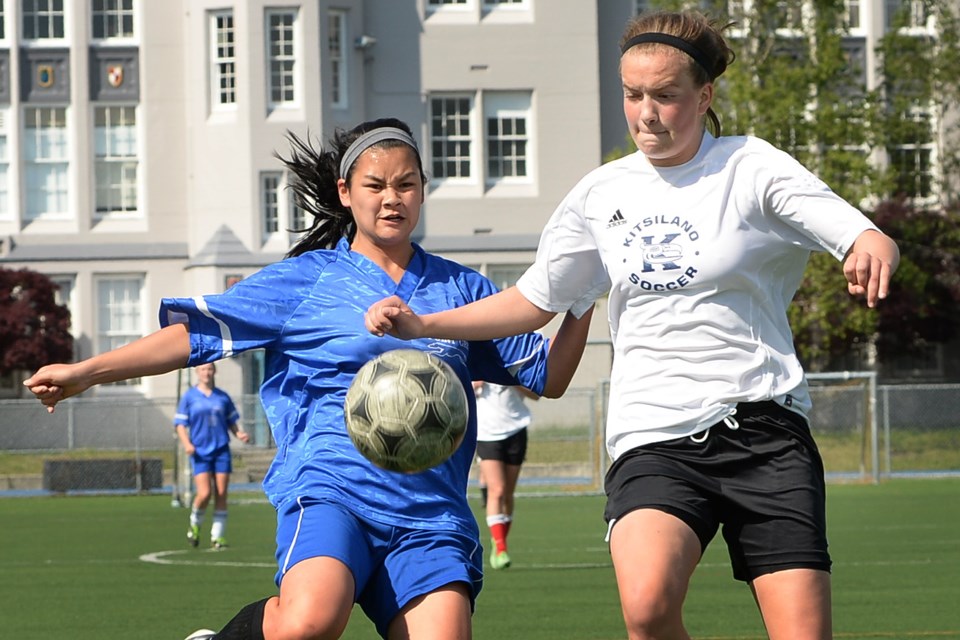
[174, 386, 239, 459]
[160, 238, 550, 625]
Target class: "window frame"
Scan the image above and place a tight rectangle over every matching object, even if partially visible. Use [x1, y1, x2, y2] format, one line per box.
[93, 104, 140, 218]
[265, 7, 300, 112]
[21, 0, 68, 44]
[91, 0, 136, 43]
[95, 273, 145, 388]
[428, 90, 535, 194]
[0, 107, 11, 221]
[209, 9, 237, 111]
[23, 105, 71, 221]
[260, 170, 306, 248]
[327, 9, 347, 110]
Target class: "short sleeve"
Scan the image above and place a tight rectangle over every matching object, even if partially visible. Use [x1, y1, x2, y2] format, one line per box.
[517, 197, 609, 318]
[159, 257, 316, 364]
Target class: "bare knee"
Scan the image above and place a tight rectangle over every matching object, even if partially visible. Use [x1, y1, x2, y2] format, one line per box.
[264, 596, 350, 640]
[620, 587, 687, 640]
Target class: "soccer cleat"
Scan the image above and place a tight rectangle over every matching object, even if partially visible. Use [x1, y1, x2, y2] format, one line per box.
[490, 549, 511, 570]
[211, 537, 228, 550]
[183, 630, 217, 640]
[187, 524, 200, 548]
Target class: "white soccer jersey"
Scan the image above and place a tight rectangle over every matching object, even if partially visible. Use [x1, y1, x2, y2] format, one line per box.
[517, 133, 878, 460]
[475, 383, 532, 442]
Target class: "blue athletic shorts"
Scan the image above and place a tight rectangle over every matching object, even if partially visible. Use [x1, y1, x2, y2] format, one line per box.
[191, 445, 232, 475]
[274, 497, 484, 638]
[603, 401, 831, 582]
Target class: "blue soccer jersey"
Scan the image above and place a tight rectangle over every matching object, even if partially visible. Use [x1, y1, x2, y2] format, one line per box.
[159, 239, 550, 533]
[173, 386, 240, 458]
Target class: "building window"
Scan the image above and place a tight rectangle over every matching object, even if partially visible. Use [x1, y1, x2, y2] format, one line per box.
[261, 172, 281, 235]
[328, 10, 347, 109]
[430, 96, 473, 180]
[50, 274, 75, 310]
[261, 171, 306, 243]
[487, 264, 528, 290]
[289, 190, 305, 231]
[885, 0, 930, 31]
[97, 275, 143, 386]
[0, 2, 6, 39]
[94, 105, 138, 215]
[0, 109, 9, 220]
[23, 0, 66, 40]
[485, 93, 530, 181]
[845, 0, 861, 30]
[888, 109, 934, 200]
[23, 106, 69, 220]
[211, 10, 237, 108]
[430, 91, 533, 187]
[92, 0, 134, 40]
[266, 9, 297, 108]
[428, 0, 468, 5]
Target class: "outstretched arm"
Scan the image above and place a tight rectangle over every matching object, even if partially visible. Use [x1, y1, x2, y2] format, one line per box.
[24, 323, 192, 413]
[843, 229, 900, 308]
[542, 305, 594, 398]
[366, 286, 557, 341]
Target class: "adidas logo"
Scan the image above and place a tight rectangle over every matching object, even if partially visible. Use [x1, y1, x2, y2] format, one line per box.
[607, 209, 626, 228]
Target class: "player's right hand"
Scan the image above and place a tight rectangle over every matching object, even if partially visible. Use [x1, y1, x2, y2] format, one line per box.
[365, 295, 424, 340]
[23, 364, 91, 413]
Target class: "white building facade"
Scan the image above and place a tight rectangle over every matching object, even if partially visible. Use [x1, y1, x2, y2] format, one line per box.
[0, 0, 952, 401]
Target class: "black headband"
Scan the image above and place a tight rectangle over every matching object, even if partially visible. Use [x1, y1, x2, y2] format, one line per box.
[621, 33, 715, 79]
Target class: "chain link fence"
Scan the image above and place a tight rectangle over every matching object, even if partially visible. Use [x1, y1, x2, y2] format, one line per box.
[2, 380, 958, 495]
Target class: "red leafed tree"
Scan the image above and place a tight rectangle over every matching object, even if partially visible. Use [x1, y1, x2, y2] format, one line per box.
[0, 267, 74, 378]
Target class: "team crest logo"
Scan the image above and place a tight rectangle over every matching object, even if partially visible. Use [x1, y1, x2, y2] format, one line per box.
[37, 64, 55, 88]
[623, 214, 701, 291]
[107, 65, 124, 88]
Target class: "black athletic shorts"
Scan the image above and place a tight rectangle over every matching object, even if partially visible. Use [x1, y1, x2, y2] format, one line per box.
[603, 401, 831, 582]
[476, 428, 528, 466]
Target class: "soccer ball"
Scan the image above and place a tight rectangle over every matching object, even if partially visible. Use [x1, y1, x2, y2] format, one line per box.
[344, 349, 468, 473]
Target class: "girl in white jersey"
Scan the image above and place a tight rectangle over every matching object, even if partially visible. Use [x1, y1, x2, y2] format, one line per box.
[366, 11, 900, 640]
[24, 118, 593, 640]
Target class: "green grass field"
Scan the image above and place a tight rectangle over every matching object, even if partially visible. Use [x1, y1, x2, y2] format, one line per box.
[1, 479, 958, 639]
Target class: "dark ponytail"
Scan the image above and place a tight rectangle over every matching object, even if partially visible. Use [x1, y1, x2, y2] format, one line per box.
[280, 118, 426, 258]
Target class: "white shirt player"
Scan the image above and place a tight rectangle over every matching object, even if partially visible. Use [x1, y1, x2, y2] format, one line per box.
[517, 132, 879, 461]
[475, 383, 532, 442]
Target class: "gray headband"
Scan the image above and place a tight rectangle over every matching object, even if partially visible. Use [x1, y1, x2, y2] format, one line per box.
[338, 127, 420, 179]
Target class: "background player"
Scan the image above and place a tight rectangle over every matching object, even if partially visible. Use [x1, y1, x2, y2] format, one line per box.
[472, 381, 537, 570]
[174, 362, 249, 550]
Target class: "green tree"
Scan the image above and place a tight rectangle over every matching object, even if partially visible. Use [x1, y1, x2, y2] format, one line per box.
[871, 200, 960, 367]
[619, 0, 960, 371]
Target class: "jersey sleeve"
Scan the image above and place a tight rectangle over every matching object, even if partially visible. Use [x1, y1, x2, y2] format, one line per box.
[456, 268, 551, 395]
[159, 258, 314, 365]
[173, 392, 190, 428]
[758, 143, 879, 260]
[517, 192, 610, 318]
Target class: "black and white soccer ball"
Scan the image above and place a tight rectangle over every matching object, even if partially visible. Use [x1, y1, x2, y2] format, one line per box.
[344, 349, 468, 473]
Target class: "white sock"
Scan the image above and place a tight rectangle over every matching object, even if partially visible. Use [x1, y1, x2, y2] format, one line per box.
[190, 508, 205, 528]
[211, 510, 228, 540]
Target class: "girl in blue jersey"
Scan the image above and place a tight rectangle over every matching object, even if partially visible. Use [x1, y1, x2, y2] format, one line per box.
[24, 117, 592, 640]
[174, 361, 249, 550]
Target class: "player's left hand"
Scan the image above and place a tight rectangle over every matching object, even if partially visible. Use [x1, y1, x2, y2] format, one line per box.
[843, 250, 893, 308]
[365, 296, 424, 339]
